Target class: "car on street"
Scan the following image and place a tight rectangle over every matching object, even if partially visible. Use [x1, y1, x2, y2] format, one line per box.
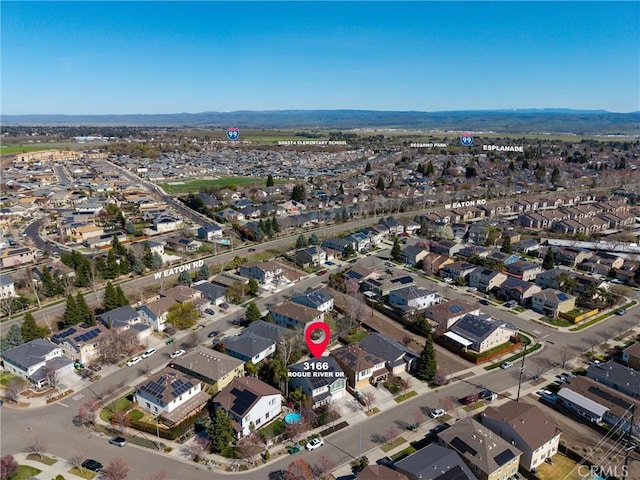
[444, 277, 453, 284]
[207, 330, 220, 338]
[467, 287, 478, 293]
[479, 390, 497, 401]
[205, 308, 216, 315]
[479, 299, 490, 305]
[325, 261, 335, 266]
[615, 309, 627, 315]
[170, 349, 185, 359]
[82, 459, 103, 472]
[318, 270, 328, 275]
[536, 389, 553, 396]
[460, 395, 477, 405]
[109, 436, 127, 447]
[248, 248, 256, 252]
[126, 356, 141, 367]
[429, 408, 445, 418]
[141, 348, 156, 359]
[500, 361, 513, 369]
[305, 437, 324, 451]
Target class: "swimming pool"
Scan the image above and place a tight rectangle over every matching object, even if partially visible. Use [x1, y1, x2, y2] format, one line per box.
[284, 412, 302, 424]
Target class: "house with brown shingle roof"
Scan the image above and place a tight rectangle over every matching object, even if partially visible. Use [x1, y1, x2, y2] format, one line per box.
[269, 301, 324, 329]
[213, 377, 282, 438]
[331, 343, 387, 388]
[482, 400, 561, 471]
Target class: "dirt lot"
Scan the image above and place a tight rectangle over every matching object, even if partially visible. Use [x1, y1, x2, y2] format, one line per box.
[521, 395, 640, 480]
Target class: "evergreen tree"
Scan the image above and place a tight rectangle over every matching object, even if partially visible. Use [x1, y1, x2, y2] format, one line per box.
[103, 281, 119, 311]
[391, 237, 402, 262]
[296, 234, 308, 248]
[41, 268, 60, 297]
[111, 235, 126, 256]
[118, 255, 132, 275]
[543, 248, 556, 270]
[151, 252, 163, 270]
[309, 233, 319, 245]
[501, 236, 513, 254]
[199, 263, 211, 280]
[341, 207, 349, 222]
[179, 270, 191, 285]
[75, 260, 90, 287]
[376, 176, 385, 191]
[21, 312, 48, 342]
[1, 324, 24, 350]
[142, 242, 153, 269]
[248, 278, 259, 296]
[104, 250, 119, 279]
[115, 285, 128, 307]
[339, 183, 345, 194]
[271, 216, 280, 234]
[365, 162, 371, 172]
[551, 166, 561, 185]
[415, 334, 437, 381]
[266, 174, 274, 187]
[61, 294, 80, 328]
[343, 243, 356, 257]
[208, 408, 236, 454]
[76, 292, 95, 325]
[245, 301, 261, 323]
[291, 184, 306, 202]
[426, 161, 435, 176]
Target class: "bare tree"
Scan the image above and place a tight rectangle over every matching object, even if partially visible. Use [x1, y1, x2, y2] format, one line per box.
[183, 435, 210, 462]
[361, 391, 376, 413]
[6, 377, 26, 403]
[88, 263, 102, 295]
[99, 329, 138, 364]
[102, 457, 129, 480]
[284, 420, 308, 444]
[41, 363, 59, 388]
[26, 436, 47, 459]
[558, 346, 575, 369]
[143, 473, 168, 480]
[111, 411, 130, 434]
[312, 455, 336, 480]
[69, 451, 86, 470]
[75, 401, 101, 427]
[181, 331, 199, 350]
[235, 433, 265, 466]
[24, 266, 42, 310]
[401, 334, 412, 347]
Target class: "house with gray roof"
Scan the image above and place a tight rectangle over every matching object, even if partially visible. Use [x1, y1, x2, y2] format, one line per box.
[437, 417, 522, 480]
[400, 245, 428, 266]
[169, 347, 245, 394]
[1, 339, 71, 389]
[269, 301, 324, 329]
[192, 280, 226, 306]
[468, 267, 508, 292]
[424, 300, 481, 333]
[0, 274, 17, 299]
[497, 277, 541, 305]
[446, 314, 518, 353]
[587, 360, 640, 399]
[97, 305, 141, 331]
[241, 320, 293, 344]
[395, 443, 476, 480]
[291, 287, 334, 312]
[288, 356, 347, 408]
[359, 332, 418, 374]
[219, 333, 275, 364]
[294, 246, 326, 267]
[321, 237, 353, 255]
[388, 286, 438, 311]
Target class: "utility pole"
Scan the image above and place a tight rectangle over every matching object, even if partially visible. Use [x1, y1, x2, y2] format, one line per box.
[622, 403, 635, 480]
[516, 338, 528, 402]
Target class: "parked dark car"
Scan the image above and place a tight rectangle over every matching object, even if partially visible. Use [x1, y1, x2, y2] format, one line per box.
[479, 299, 490, 305]
[460, 394, 477, 405]
[82, 459, 103, 472]
[376, 457, 396, 469]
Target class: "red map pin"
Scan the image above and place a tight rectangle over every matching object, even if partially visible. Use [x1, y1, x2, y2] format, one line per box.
[304, 321, 331, 358]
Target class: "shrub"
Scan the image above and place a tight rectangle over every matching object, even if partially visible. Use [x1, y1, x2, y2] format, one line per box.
[1, 454, 19, 480]
[263, 450, 270, 461]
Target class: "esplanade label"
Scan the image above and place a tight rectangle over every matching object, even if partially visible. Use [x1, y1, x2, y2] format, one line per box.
[482, 145, 524, 153]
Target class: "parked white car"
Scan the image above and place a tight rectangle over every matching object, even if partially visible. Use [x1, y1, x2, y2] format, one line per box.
[429, 408, 445, 419]
[500, 361, 513, 369]
[126, 356, 141, 367]
[170, 349, 185, 359]
[141, 348, 156, 359]
[305, 438, 324, 451]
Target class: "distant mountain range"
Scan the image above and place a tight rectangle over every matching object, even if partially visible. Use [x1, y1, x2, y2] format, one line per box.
[2, 109, 639, 135]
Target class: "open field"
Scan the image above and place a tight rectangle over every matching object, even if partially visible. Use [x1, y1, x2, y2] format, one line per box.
[0, 144, 68, 155]
[159, 176, 269, 194]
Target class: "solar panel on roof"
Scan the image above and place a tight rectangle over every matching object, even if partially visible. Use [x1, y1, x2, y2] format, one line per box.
[494, 449, 516, 466]
[449, 304, 464, 313]
[557, 292, 569, 301]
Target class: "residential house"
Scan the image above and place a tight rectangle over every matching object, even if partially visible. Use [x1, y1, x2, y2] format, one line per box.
[361, 275, 415, 298]
[621, 342, 640, 370]
[295, 246, 326, 267]
[1, 246, 37, 268]
[556, 388, 609, 424]
[359, 332, 419, 374]
[197, 224, 224, 241]
[424, 300, 480, 333]
[395, 443, 476, 480]
[506, 260, 543, 281]
[269, 301, 324, 329]
[445, 314, 518, 353]
[562, 376, 640, 438]
[358, 465, 409, 480]
[468, 268, 508, 292]
[152, 214, 183, 233]
[482, 401, 562, 471]
[498, 277, 541, 305]
[239, 261, 284, 284]
[388, 286, 439, 311]
[321, 237, 354, 255]
[437, 417, 522, 480]
[331, 343, 387, 388]
[217, 208, 244, 222]
[431, 240, 463, 257]
[67, 224, 104, 244]
[219, 333, 276, 364]
[441, 261, 477, 281]
[344, 232, 371, 252]
[486, 251, 521, 266]
[134, 368, 209, 426]
[422, 253, 454, 275]
[530, 289, 576, 317]
[343, 266, 377, 283]
[587, 361, 640, 399]
[138, 296, 176, 332]
[241, 320, 294, 345]
[169, 347, 245, 395]
[192, 281, 227, 306]
[50, 324, 106, 365]
[288, 356, 347, 408]
[213, 377, 282, 438]
[166, 236, 202, 252]
[400, 246, 428, 266]
[97, 305, 141, 331]
[534, 268, 569, 290]
[211, 271, 248, 289]
[291, 288, 334, 312]
[1, 339, 71, 389]
[554, 247, 593, 268]
[0, 274, 17, 299]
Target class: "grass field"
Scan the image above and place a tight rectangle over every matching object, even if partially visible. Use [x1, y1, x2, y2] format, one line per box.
[8, 465, 42, 480]
[159, 176, 269, 194]
[0, 145, 63, 155]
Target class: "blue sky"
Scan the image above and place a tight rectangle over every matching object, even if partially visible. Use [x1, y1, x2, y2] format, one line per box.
[2, 1, 639, 114]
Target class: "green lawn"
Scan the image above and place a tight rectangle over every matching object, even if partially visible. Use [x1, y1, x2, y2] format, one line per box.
[159, 177, 267, 194]
[0, 371, 16, 385]
[381, 436, 407, 453]
[8, 465, 42, 480]
[69, 466, 97, 479]
[394, 391, 418, 403]
[25, 454, 57, 465]
[0, 145, 62, 155]
[390, 445, 416, 461]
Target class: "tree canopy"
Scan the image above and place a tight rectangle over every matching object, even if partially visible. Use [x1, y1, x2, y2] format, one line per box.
[166, 301, 199, 329]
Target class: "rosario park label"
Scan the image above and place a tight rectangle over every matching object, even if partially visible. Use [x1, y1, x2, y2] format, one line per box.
[153, 260, 205, 279]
